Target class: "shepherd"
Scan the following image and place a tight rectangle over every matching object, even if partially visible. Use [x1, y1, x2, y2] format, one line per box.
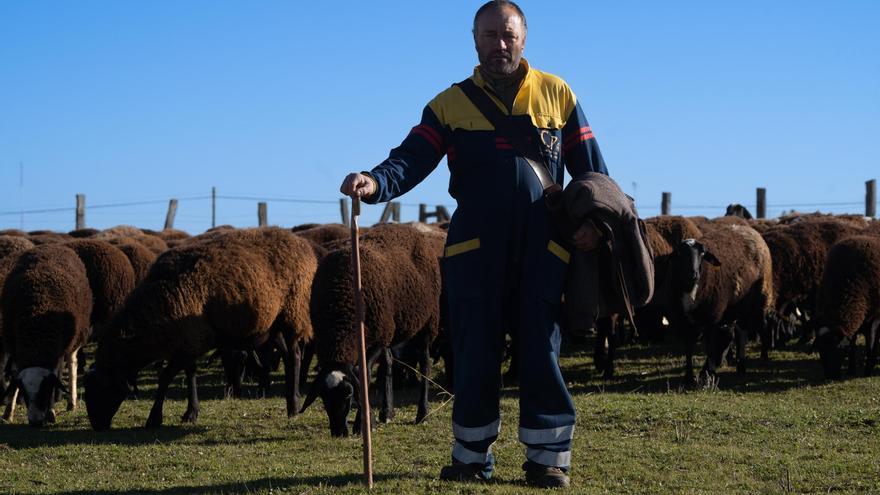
[340, 1, 609, 487]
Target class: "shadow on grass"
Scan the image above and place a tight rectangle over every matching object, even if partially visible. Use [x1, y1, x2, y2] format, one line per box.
[0, 424, 204, 449]
[51, 473, 428, 495]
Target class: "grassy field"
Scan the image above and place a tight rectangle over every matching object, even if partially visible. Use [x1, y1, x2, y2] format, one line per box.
[1, 338, 879, 495]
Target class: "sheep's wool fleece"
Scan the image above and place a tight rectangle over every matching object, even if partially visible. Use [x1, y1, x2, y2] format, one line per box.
[98, 227, 317, 372]
[816, 235, 880, 339]
[2, 244, 93, 369]
[311, 223, 445, 367]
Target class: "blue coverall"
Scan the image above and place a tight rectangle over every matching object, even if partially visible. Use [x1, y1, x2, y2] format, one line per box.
[363, 59, 607, 474]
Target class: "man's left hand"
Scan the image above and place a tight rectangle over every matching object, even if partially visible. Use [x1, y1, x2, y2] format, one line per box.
[572, 221, 601, 252]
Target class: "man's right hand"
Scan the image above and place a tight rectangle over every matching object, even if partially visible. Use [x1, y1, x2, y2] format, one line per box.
[339, 172, 377, 199]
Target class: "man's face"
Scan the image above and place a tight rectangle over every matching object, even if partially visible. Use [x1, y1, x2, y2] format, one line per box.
[474, 6, 526, 77]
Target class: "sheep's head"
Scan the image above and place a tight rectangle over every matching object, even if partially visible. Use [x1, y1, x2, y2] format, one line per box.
[84, 365, 129, 431]
[670, 239, 720, 310]
[814, 326, 847, 379]
[300, 369, 354, 437]
[16, 367, 63, 427]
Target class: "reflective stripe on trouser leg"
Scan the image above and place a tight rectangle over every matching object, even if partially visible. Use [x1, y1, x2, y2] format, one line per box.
[516, 201, 576, 469]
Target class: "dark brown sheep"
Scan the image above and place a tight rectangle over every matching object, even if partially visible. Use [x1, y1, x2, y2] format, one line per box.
[814, 235, 880, 379]
[107, 238, 158, 284]
[28, 232, 71, 245]
[68, 228, 100, 238]
[85, 227, 318, 430]
[0, 236, 34, 260]
[95, 226, 169, 256]
[1, 244, 93, 426]
[302, 223, 445, 437]
[292, 223, 353, 247]
[667, 221, 774, 382]
[64, 240, 136, 340]
[761, 219, 863, 341]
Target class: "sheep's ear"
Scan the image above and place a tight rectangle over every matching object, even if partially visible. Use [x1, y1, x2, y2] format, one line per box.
[702, 251, 721, 267]
[300, 370, 328, 413]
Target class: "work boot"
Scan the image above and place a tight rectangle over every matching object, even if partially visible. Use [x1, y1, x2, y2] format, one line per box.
[439, 459, 492, 482]
[523, 461, 570, 488]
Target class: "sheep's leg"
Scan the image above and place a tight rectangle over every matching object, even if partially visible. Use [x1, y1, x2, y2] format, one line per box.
[352, 347, 382, 435]
[735, 323, 748, 375]
[299, 340, 315, 391]
[864, 320, 880, 377]
[2, 384, 19, 422]
[415, 339, 432, 424]
[67, 347, 79, 411]
[181, 363, 199, 424]
[684, 327, 696, 384]
[276, 332, 301, 418]
[145, 359, 186, 428]
[593, 317, 607, 373]
[847, 332, 860, 376]
[379, 348, 394, 423]
[221, 349, 246, 399]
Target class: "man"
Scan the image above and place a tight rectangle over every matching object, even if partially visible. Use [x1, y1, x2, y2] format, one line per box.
[340, 0, 607, 488]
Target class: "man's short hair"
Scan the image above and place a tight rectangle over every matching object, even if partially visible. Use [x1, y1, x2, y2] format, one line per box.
[472, 0, 528, 34]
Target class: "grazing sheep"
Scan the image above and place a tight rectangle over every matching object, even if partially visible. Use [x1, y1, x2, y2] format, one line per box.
[84, 227, 317, 430]
[64, 240, 136, 340]
[68, 228, 100, 238]
[761, 219, 863, 346]
[293, 223, 353, 248]
[301, 223, 444, 437]
[95, 226, 169, 256]
[666, 221, 774, 382]
[0, 236, 34, 260]
[107, 238, 158, 284]
[28, 232, 71, 245]
[814, 235, 880, 379]
[1, 245, 93, 426]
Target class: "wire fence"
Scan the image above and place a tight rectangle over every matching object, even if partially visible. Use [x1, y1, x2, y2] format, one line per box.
[0, 185, 877, 234]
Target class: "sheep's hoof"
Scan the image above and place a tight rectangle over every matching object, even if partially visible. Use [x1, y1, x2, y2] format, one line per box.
[379, 409, 394, 423]
[144, 414, 163, 429]
[414, 411, 428, 425]
[181, 410, 199, 424]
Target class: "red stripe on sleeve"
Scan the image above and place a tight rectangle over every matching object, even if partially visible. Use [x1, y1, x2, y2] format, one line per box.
[563, 126, 592, 148]
[410, 125, 443, 154]
[563, 132, 595, 153]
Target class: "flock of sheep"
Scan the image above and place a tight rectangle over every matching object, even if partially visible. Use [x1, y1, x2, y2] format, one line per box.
[0, 210, 878, 436]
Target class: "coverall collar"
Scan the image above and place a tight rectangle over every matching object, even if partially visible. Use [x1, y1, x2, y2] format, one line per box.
[472, 58, 532, 114]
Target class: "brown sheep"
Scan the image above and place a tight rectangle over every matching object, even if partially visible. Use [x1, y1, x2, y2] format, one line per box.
[0, 236, 34, 260]
[68, 228, 100, 238]
[107, 237, 157, 284]
[64, 240, 136, 340]
[301, 223, 444, 437]
[1, 245, 93, 426]
[761, 218, 863, 345]
[84, 227, 318, 430]
[95, 226, 168, 256]
[293, 223, 354, 247]
[814, 235, 880, 379]
[666, 221, 774, 382]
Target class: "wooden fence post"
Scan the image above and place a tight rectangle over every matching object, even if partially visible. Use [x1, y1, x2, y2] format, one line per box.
[419, 204, 449, 223]
[75, 194, 86, 229]
[867, 179, 877, 218]
[340, 198, 350, 227]
[164, 199, 178, 229]
[211, 187, 217, 228]
[258, 202, 268, 226]
[756, 188, 767, 219]
[661, 192, 671, 215]
[379, 201, 400, 223]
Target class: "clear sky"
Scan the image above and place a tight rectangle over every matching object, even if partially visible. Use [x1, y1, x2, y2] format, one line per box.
[2, 1, 878, 233]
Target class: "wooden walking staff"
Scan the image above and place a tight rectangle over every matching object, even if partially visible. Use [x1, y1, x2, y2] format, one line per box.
[350, 196, 374, 488]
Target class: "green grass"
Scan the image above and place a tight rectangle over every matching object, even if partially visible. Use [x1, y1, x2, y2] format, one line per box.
[1, 339, 879, 494]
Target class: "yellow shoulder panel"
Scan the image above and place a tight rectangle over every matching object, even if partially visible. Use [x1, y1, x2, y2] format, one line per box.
[428, 84, 495, 132]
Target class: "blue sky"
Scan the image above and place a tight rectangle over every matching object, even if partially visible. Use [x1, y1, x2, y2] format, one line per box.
[1, 1, 878, 233]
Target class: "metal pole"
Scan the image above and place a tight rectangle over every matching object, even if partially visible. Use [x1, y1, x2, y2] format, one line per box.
[350, 197, 374, 488]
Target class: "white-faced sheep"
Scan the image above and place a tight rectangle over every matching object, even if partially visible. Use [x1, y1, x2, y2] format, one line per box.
[666, 221, 774, 383]
[301, 223, 445, 437]
[813, 235, 880, 379]
[84, 227, 317, 430]
[1, 245, 93, 426]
